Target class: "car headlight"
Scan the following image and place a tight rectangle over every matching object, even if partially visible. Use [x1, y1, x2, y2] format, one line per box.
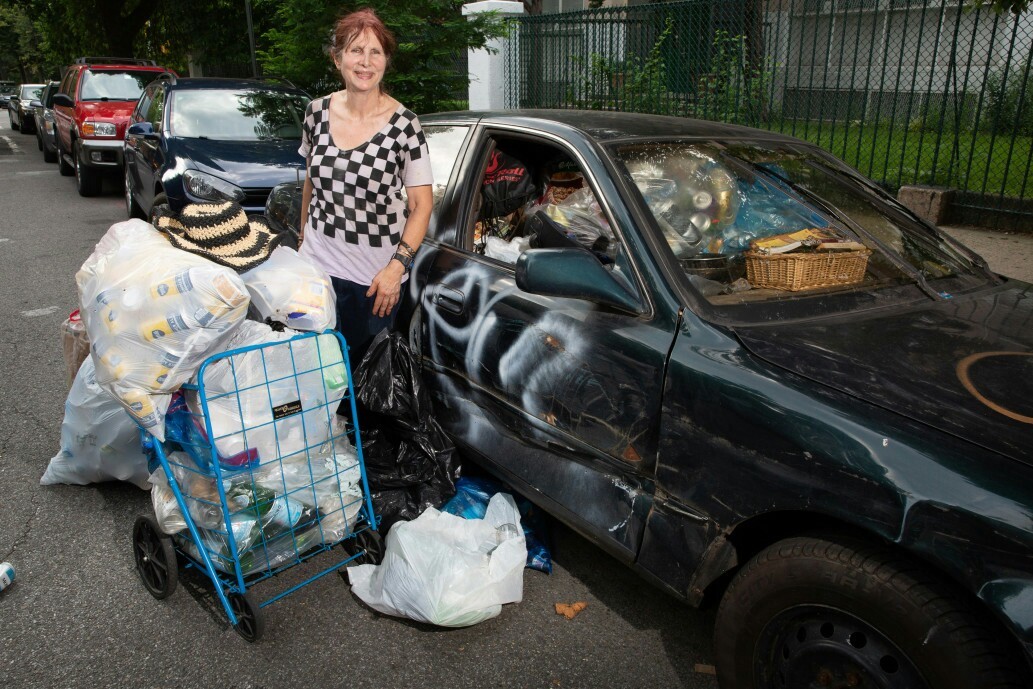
[43, 111, 53, 122]
[183, 169, 245, 203]
[82, 120, 117, 137]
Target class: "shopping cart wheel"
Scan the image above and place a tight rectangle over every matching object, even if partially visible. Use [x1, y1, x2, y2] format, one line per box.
[132, 515, 179, 600]
[344, 528, 385, 566]
[228, 591, 264, 642]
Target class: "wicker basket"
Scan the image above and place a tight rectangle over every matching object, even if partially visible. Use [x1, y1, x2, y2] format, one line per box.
[745, 249, 871, 291]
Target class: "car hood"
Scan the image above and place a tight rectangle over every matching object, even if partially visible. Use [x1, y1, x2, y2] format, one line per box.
[175, 139, 303, 188]
[77, 101, 136, 120]
[733, 281, 1033, 463]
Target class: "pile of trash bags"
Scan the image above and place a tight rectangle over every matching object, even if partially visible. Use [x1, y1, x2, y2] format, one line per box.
[44, 219, 340, 488]
[46, 215, 549, 629]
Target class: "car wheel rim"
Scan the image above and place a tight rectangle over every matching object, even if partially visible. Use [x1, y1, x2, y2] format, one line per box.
[756, 606, 928, 689]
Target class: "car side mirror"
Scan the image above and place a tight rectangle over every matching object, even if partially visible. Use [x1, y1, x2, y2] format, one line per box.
[515, 247, 641, 313]
[29, 100, 42, 108]
[127, 122, 157, 139]
[52, 93, 73, 108]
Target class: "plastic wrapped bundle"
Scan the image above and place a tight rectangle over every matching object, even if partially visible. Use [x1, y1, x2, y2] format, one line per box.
[75, 219, 250, 440]
[185, 321, 348, 465]
[42, 357, 150, 489]
[241, 246, 336, 332]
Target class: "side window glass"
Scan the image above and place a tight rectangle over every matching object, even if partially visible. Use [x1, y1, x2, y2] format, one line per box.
[423, 125, 469, 210]
[146, 89, 165, 130]
[67, 69, 82, 99]
[465, 136, 627, 275]
[134, 86, 153, 123]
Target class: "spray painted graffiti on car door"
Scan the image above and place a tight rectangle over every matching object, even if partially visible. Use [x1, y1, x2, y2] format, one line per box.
[414, 128, 677, 557]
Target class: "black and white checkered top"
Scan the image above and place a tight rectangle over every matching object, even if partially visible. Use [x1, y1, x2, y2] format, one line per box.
[297, 95, 432, 285]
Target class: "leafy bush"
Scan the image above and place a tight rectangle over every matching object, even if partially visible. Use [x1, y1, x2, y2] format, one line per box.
[692, 30, 774, 126]
[981, 65, 1033, 137]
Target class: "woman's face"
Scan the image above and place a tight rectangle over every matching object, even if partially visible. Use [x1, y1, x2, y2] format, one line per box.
[335, 29, 387, 94]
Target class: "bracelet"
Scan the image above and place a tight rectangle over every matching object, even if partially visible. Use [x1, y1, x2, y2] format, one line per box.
[391, 251, 413, 273]
[398, 239, 416, 256]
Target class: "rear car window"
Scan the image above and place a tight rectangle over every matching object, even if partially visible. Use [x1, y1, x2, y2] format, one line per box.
[79, 70, 163, 101]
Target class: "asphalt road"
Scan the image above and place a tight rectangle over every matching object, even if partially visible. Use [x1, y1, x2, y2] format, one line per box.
[0, 121, 721, 689]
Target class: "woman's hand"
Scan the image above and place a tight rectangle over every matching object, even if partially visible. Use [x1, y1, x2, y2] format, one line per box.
[366, 259, 406, 317]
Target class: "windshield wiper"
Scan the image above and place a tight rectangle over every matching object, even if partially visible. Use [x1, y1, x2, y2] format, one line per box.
[722, 154, 946, 301]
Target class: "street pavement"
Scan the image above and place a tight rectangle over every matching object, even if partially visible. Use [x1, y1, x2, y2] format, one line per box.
[0, 122, 720, 689]
[3, 118, 1031, 689]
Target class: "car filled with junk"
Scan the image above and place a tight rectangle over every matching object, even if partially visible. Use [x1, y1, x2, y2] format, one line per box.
[266, 110, 1033, 689]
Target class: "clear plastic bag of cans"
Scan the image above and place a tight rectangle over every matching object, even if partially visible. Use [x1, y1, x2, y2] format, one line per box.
[241, 246, 336, 332]
[75, 219, 249, 441]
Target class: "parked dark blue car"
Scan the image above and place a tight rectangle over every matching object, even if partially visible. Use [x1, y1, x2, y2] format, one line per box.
[124, 76, 309, 220]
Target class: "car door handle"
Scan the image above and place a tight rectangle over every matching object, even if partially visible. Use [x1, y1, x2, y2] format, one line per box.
[432, 286, 465, 315]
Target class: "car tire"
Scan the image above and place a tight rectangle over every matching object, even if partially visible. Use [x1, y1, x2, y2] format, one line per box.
[9, 111, 19, 131]
[36, 129, 43, 150]
[43, 144, 57, 164]
[124, 166, 145, 219]
[57, 137, 74, 176]
[149, 193, 170, 225]
[713, 535, 1029, 689]
[74, 141, 102, 197]
[19, 119, 33, 135]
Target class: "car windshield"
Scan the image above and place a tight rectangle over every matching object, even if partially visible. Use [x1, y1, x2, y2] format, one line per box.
[612, 140, 989, 313]
[169, 89, 309, 141]
[79, 70, 160, 101]
[20, 85, 43, 100]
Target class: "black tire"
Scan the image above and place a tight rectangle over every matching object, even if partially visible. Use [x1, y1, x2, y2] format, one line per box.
[343, 528, 385, 566]
[57, 136, 74, 176]
[228, 591, 264, 642]
[149, 192, 169, 225]
[9, 111, 19, 131]
[19, 118, 33, 135]
[132, 515, 179, 600]
[124, 165, 145, 219]
[713, 535, 1029, 689]
[36, 129, 43, 150]
[74, 141, 102, 197]
[43, 144, 56, 164]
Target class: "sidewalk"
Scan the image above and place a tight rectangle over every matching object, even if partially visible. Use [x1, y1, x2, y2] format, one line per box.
[940, 225, 1033, 283]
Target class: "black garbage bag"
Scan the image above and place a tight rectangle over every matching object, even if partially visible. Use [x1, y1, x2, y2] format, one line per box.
[353, 330, 459, 529]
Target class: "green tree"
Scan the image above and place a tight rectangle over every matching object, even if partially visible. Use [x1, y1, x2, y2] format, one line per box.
[35, 0, 164, 62]
[0, 4, 50, 81]
[259, 0, 507, 112]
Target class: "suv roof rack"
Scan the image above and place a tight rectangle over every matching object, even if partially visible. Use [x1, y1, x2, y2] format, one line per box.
[74, 57, 158, 67]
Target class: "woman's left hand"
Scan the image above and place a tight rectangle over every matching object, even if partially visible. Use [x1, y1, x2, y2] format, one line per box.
[367, 260, 406, 317]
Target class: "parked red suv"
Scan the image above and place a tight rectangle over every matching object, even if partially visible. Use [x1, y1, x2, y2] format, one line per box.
[52, 57, 174, 196]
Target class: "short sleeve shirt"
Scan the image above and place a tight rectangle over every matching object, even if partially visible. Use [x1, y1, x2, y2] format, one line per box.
[298, 95, 433, 285]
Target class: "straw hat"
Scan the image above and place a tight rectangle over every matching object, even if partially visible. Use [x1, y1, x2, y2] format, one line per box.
[154, 201, 281, 272]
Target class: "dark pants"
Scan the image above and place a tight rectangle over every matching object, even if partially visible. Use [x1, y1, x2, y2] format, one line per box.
[331, 276, 397, 367]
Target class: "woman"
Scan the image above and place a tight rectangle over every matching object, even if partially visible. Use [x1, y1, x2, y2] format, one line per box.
[298, 8, 433, 361]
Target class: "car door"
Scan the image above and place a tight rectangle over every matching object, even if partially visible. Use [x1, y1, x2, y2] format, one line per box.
[414, 124, 677, 561]
[129, 86, 166, 213]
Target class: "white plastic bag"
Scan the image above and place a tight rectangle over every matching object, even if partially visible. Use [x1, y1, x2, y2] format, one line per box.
[241, 246, 336, 332]
[75, 219, 250, 441]
[185, 321, 348, 464]
[42, 357, 150, 489]
[484, 236, 531, 265]
[149, 467, 186, 534]
[348, 492, 527, 628]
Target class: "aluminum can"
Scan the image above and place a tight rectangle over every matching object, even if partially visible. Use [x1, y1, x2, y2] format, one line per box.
[0, 562, 14, 592]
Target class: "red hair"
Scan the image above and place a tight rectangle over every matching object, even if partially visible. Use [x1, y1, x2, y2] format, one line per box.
[333, 8, 397, 61]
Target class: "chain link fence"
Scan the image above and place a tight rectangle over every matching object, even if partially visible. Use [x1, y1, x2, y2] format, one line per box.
[504, 0, 1033, 228]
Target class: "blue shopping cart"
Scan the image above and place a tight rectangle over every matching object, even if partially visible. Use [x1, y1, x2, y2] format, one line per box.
[131, 330, 382, 641]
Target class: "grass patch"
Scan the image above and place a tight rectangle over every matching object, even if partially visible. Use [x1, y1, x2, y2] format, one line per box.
[768, 119, 1033, 199]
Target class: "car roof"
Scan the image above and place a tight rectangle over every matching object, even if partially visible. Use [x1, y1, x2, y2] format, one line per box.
[161, 77, 306, 94]
[423, 109, 807, 144]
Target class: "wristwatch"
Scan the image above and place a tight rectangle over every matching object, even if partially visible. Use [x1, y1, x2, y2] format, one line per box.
[391, 251, 414, 273]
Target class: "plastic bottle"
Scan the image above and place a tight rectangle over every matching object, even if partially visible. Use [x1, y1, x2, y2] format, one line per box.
[0, 562, 14, 592]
